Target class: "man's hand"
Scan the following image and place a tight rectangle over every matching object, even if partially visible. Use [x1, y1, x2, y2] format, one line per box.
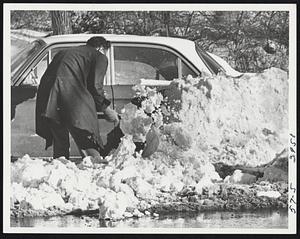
[103, 107, 119, 124]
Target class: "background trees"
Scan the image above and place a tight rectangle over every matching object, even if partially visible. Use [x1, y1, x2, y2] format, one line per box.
[10, 10, 289, 73]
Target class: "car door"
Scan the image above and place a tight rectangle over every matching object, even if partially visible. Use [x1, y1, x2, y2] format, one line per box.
[11, 42, 114, 159]
[110, 43, 199, 113]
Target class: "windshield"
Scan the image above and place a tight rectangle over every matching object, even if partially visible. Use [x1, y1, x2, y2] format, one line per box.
[11, 40, 46, 80]
[195, 44, 225, 75]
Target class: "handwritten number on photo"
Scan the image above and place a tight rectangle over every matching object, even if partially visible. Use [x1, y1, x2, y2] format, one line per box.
[289, 133, 296, 214]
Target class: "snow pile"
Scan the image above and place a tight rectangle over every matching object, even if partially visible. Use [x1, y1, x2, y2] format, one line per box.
[11, 138, 221, 219]
[11, 155, 108, 212]
[163, 68, 288, 166]
[11, 154, 49, 187]
[209, 68, 288, 166]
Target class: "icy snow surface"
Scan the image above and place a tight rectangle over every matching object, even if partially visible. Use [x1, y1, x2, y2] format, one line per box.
[11, 68, 288, 219]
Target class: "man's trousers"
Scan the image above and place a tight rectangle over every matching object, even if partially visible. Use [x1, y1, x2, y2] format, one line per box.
[48, 120, 104, 160]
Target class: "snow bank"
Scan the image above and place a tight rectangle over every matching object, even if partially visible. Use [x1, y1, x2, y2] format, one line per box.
[11, 138, 221, 219]
[163, 67, 288, 167]
[11, 67, 288, 219]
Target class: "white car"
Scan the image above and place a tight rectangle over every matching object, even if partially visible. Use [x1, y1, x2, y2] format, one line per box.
[11, 34, 242, 159]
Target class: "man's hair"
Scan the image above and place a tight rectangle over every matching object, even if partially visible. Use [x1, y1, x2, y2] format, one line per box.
[87, 36, 110, 49]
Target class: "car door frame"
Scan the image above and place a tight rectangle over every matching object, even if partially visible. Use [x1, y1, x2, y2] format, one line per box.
[108, 41, 200, 112]
[11, 41, 114, 158]
[13, 42, 111, 87]
[12, 41, 114, 115]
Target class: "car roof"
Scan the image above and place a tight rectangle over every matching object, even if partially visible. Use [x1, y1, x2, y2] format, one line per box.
[42, 34, 216, 75]
[43, 33, 195, 49]
[42, 34, 242, 77]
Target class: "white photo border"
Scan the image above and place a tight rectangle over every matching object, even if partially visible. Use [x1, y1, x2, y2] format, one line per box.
[3, 3, 297, 234]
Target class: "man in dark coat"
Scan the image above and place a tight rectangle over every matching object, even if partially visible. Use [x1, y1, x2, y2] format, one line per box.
[36, 36, 118, 161]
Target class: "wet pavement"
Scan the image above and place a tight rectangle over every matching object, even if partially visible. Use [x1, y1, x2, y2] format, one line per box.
[11, 209, 288, 228]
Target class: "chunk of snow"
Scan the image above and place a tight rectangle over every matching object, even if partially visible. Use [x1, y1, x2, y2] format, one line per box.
[257, 190, 281, 198]
[224, 170, 257, 184]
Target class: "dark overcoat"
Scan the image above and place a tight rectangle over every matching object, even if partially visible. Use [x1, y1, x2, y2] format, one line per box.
[36, 45, 110, 150]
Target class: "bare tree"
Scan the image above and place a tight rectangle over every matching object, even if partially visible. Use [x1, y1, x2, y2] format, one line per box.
[50, 11, 72, 35]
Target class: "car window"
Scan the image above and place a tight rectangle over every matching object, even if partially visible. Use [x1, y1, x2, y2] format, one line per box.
[20, 45, 90, 86]
[113, 46, 179, 85]
[195, 44, 224, 75]
[21, 54, 48, 86]
[182, 61, 197, 78]
[11, 40, 46, 80]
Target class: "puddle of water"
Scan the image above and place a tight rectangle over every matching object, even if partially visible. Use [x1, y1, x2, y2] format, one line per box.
[11, 209, 288, 228]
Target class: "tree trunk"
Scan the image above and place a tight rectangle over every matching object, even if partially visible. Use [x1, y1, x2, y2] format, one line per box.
[163, 12, 170, 37]
[50, 11, 72, 35]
